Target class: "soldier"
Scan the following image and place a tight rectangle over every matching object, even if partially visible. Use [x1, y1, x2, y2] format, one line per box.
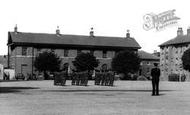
[108, 70, 115, 86]
[75, 72, 80, 86]
[101, 64, 108, 86]
[61, 70, 67, 86]
[105, 71, 110, 86]
[79, 71, 84, 86]
[151, 63, 160, 96]
[101, 70, 108, 86]
[84, 70, 89, 86]
[95, 70, 101, 85]
[71, 71, 76, 85]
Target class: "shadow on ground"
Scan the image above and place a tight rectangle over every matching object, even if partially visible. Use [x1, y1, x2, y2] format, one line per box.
[43, 89, 174, 93]
[0, 87, 39, 93]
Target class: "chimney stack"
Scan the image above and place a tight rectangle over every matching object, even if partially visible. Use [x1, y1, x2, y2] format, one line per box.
[14, 24, 18, 33]
[56, 26, 60, 35]
[177, 27, 183, 36]
[90, 27, 94, 37]
[126, 29, 130, 38]
[187, 27, 190, 37]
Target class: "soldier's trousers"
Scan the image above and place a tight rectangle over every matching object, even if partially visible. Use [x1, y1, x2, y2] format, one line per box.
[101, 76, 105, 86]
[71, 76, 76, 85]
[109, 79, 114, 86]
[152, 80, 159, 95]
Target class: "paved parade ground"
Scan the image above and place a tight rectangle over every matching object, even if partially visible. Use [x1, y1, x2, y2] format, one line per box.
[1, 80, 190, 115]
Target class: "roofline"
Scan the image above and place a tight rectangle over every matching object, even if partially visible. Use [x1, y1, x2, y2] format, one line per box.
[10, 42, 141, 50]
[159, 42, 190, 47]
[9, 31, 135, 39]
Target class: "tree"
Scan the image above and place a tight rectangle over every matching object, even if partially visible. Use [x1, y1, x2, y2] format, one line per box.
[34, 51, 61, 79]
[111, 50, 141, 79]
[182, 48, 190, 72]
[72, 52, 99, 72]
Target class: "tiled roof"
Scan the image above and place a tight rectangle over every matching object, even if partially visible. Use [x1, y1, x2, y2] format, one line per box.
[159, 35, 190, 47]
[138, 50, 159, 60]
[8, 32, 141, 49]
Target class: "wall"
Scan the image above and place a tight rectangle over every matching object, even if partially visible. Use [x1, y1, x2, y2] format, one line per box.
[160, 44, 190, 81]
[9, 46, 123, 78]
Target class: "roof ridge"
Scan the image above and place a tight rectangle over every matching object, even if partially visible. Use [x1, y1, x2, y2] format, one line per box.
[159, 35, 190, 47]
[9, 31, 134, 39]
[8, 31, 141, 48]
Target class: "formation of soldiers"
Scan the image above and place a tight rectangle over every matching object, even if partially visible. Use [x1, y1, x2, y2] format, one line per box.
[71, 70, 89, 86]
[54, 69, 115, 86]
[54, 71, 67, 86]
[94, 69, 115, 86]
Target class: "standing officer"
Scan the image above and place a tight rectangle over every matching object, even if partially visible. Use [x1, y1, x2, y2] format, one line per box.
[151, 63, 160, 96]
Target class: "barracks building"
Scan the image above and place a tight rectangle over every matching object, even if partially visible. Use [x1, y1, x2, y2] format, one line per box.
[159, 27, 190, 81]
[7, 26, 141, 78]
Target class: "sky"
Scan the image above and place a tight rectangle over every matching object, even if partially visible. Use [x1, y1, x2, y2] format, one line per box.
[0, 0, 190, 55]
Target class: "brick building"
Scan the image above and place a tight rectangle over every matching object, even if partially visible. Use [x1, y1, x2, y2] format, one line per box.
[7, 26, 141, 78]
[159, 27, 190, 81]
[138, 50, 160, 79]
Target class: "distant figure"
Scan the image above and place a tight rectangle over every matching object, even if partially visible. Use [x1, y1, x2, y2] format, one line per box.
[151, 63, 160, 96]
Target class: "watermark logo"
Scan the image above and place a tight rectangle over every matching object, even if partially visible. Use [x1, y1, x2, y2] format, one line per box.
[143, 9, 180, 31]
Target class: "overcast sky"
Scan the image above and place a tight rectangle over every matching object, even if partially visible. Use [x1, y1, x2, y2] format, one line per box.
[0, 0, 189, 55]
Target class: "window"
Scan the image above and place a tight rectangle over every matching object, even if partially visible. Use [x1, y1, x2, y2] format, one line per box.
[64, 49, 69, 57]
[77, 50, 81, 55]
[103, 51, 107, 58]
[22, 47, 27, 56]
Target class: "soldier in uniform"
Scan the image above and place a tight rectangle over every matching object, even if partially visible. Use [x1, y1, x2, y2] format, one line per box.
[108, 70, 115, 86]
[61, 70, 67, 86]
[105, 71, 110, 86]
[95, 70, 101, 85]
[101, 69, 108, 86]
[84, 70, 89, 86]
[71, 71, 76, 85]
[151, 63, 160, 96]
[101, 64, 108, 86]
[75, 72, 80, 86]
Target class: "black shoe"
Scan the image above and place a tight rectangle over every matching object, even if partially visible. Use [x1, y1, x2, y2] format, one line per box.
[152, 94, 155, 96]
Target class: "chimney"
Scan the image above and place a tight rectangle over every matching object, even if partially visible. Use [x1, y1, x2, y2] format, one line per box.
[14, 24, 18, 33]
[126, 29, 130, 38]
[187, 27, 190, 37]
[177, 27, 183, 36]
[56, 26, 60, 35]
[90, 27, 94, 37]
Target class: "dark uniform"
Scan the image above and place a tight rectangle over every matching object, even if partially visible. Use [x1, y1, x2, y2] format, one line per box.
[151, 63, 160, 96]
[95, 70, 101, 85]
[54, 71, 67, 86]
[84, 71, 89, 86]
[105, 72, 110, 86]
[71, 72, 76, 85]
[101, 70, 108, 86]
[109, 71, 115, 86]
[75, 72, 80, 86]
